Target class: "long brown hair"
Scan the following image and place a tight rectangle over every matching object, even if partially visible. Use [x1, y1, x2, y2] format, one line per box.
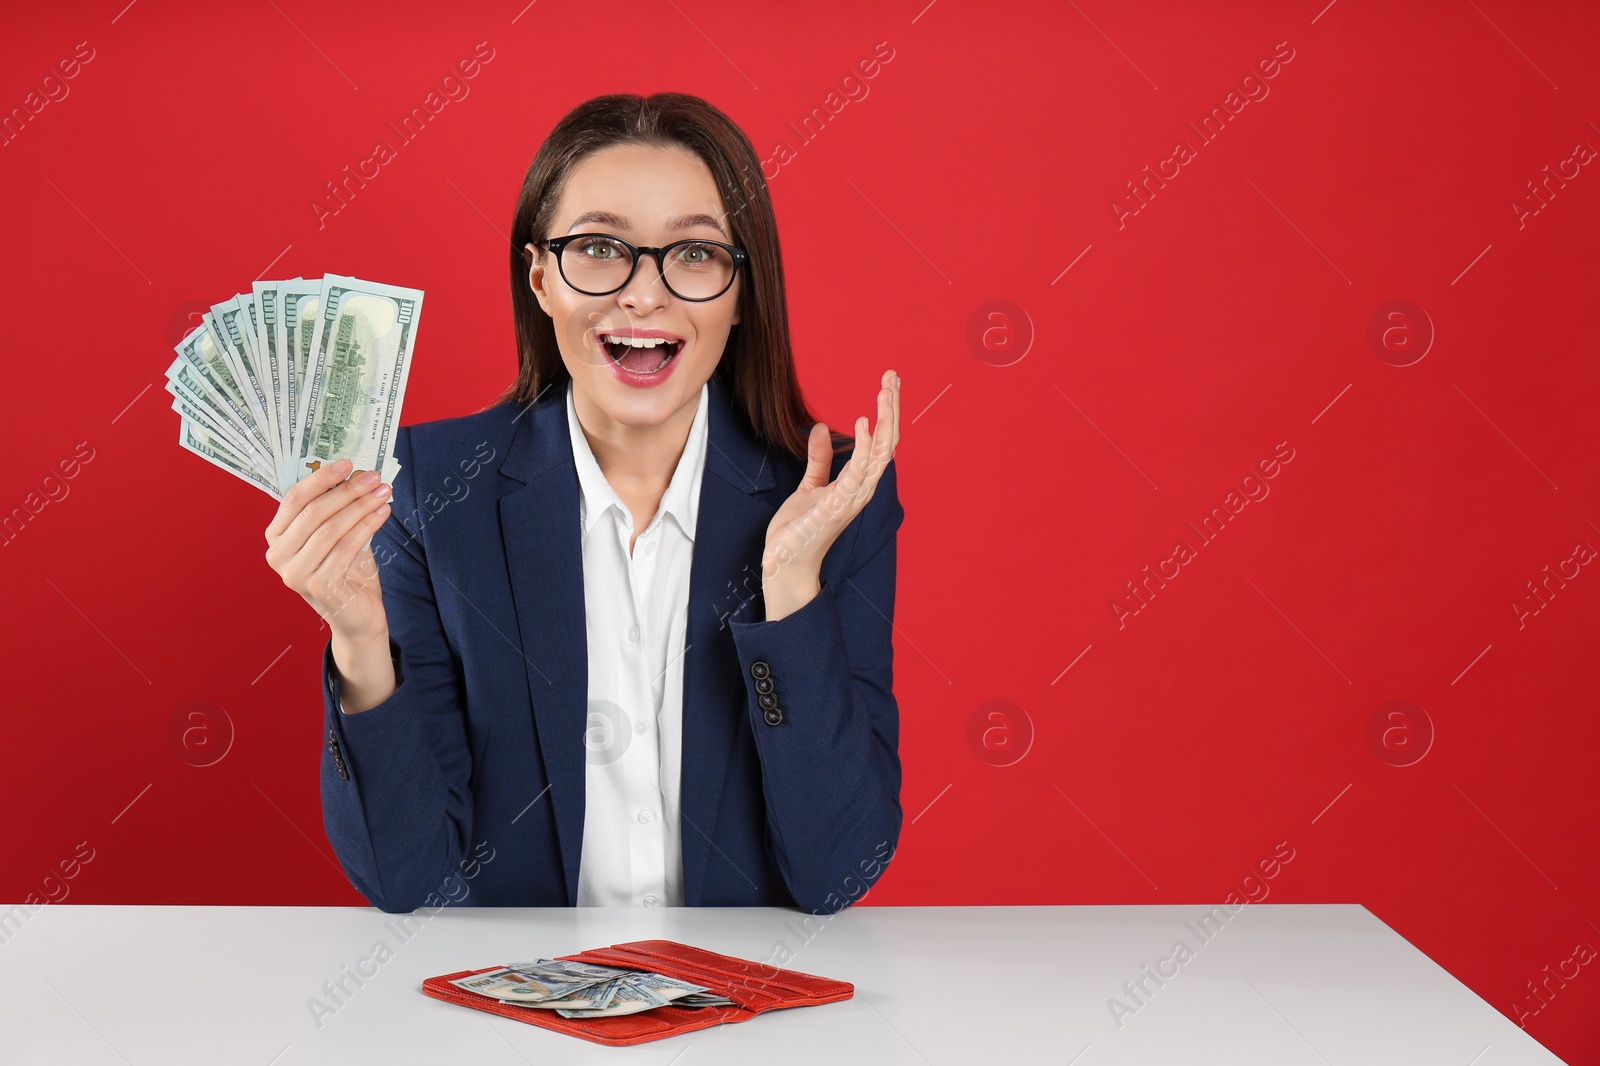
[493, 92, 849, 460]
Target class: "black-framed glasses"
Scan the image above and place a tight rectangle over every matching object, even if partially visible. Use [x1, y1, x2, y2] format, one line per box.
[536, 232, 748, 301]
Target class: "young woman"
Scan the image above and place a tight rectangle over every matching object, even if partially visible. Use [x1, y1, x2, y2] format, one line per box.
[263, 93, 903, 915]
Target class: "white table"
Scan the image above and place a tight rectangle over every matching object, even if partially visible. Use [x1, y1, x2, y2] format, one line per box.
[0, 903, 1562, 1064]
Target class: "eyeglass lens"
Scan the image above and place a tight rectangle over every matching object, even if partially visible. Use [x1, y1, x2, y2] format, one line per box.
[560, 236, 736, 299]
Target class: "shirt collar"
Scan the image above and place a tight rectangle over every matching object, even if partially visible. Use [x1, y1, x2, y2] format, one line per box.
[566, 377, 710, 541]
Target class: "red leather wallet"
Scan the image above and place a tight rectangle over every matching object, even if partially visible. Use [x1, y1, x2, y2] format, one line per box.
[421, 938, 854, 1046]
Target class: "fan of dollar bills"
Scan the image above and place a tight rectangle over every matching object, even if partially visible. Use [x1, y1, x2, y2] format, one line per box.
[166, 274, 424, 501]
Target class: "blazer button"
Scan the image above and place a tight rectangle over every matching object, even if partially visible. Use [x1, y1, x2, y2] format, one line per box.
[758, 692, 778, 711]
[763, 707, 784, 726]
[327, 731, 350, 780]
[754, 676, 774, 695]
[750, 660, 771, 680]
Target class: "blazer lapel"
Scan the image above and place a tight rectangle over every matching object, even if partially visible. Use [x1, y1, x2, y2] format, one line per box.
[680, 376, 778, 904]
[500, 386, 589, 904]
[498, 374, 780, 907]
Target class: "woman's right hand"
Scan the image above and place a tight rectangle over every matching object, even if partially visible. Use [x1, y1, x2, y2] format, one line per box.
[264, 457, 394, 643]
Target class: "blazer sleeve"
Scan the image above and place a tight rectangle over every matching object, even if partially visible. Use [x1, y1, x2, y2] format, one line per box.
[318, 426, 475, 913]
[726, 456, 905, 914]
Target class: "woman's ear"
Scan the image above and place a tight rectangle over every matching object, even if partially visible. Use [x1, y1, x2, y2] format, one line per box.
[525, 241, 551, 315]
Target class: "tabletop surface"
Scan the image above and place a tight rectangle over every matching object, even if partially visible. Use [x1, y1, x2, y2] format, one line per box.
[0, 902, 1563, 1065]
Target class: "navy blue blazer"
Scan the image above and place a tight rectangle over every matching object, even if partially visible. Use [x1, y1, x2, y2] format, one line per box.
[318, 374, 904, 914]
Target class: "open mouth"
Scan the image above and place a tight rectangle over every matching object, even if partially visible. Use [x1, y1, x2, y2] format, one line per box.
[598, 333, 684, 375]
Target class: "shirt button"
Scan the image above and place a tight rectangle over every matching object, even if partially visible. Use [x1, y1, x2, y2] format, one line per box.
[645, 540, 657, 555]
[638, 809, 654, 824]
[633, 720, 647, 735]
[627, 625, 640, 643]
[643, 894, 659, 908]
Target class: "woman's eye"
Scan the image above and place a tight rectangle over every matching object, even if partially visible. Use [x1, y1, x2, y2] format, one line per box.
[576, 238, 622, 259]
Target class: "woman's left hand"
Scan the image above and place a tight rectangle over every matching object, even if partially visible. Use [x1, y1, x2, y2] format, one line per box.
[759, 369, 901, 619]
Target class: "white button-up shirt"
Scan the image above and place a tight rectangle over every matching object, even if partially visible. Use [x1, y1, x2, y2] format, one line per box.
[568, 377, 709, 908]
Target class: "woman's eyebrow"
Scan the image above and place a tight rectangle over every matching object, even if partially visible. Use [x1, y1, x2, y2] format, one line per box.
[568, 210, 726, 236]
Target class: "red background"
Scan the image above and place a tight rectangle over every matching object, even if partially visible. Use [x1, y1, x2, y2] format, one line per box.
[3, 0, 1597, 1059]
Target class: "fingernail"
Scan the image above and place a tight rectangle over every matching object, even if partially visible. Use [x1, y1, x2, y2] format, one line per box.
[359, 470, 380, 485]
[335, 458, 352, 475]
[374, 483, 392, 498]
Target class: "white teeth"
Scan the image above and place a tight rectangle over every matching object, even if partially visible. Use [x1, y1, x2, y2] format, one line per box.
[601, 334, 675, 348]
[600, 333, 679, 372]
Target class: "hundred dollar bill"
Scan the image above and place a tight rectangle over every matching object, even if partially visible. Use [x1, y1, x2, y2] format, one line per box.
[209, 298, 276, 450]
[551, 974, 677, 1018]
[673, 991, 736, 1007]
[624, 972, 719, 1001]
[170, 393, 275, 481]
[252, 280, 293, 467]
[292, 274, 422, 490]
[448, 961, 621, 1005]
[172, 324, 274, 460]
[167, 366, 271, 475]
[179, 418, 281, 500]
[165, 361, 273, 470]
[241, 286, 284, 463]
[280, 278, 322, 466]
[490, 982, 618, 1011]
[595, 971, 712, 999]
[504, 969, 717, 1016]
